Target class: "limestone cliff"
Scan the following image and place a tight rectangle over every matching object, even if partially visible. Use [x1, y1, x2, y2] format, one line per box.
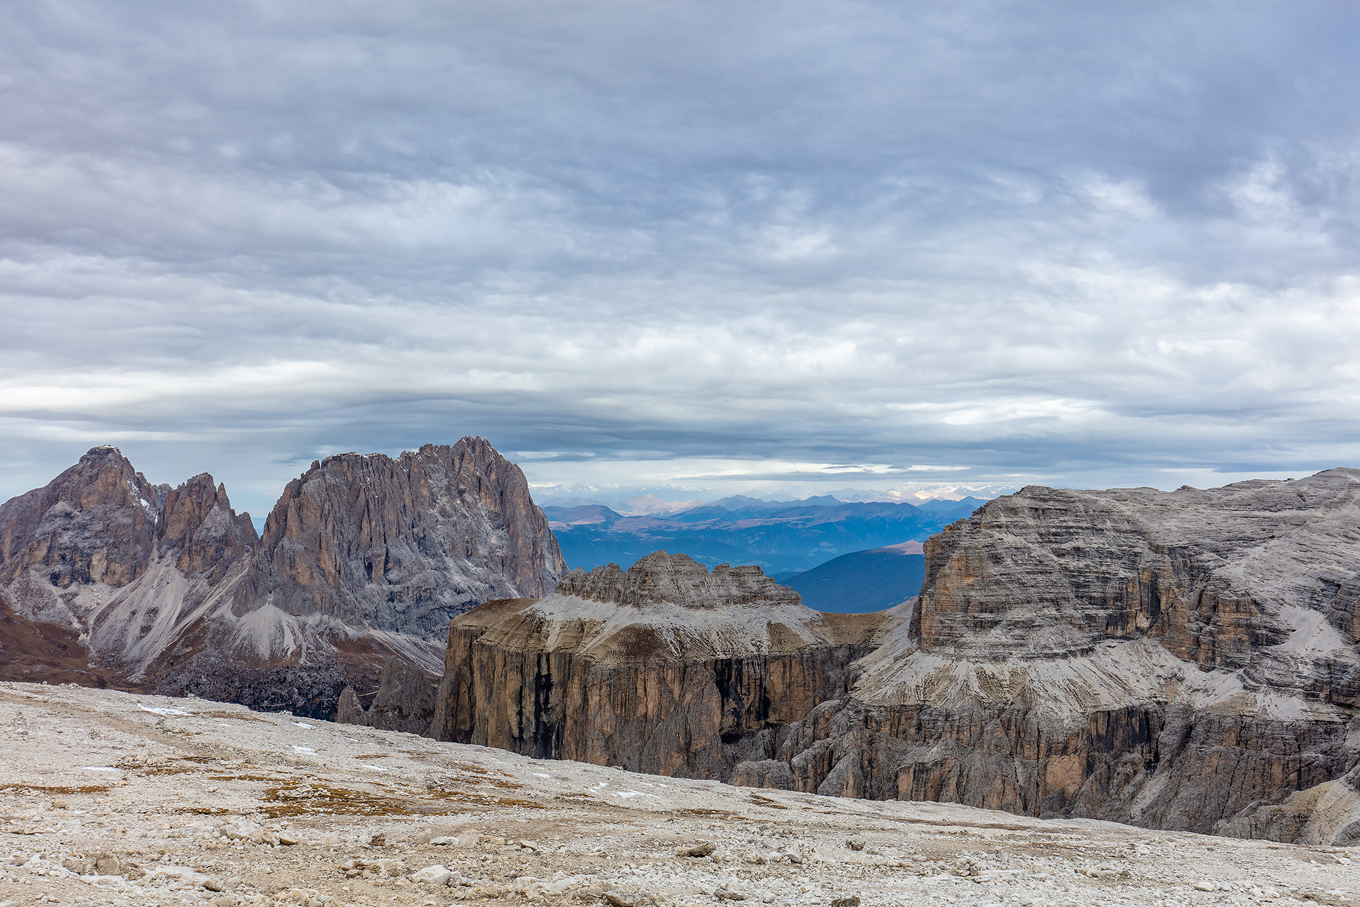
[734, 469, 1360, 843]
[336, 656, 439, 735]
[431, 552, 884, 778]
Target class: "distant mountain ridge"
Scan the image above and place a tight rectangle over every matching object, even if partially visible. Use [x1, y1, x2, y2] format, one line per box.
[781, 544, 927, 613]
[544, 496, 987, 574]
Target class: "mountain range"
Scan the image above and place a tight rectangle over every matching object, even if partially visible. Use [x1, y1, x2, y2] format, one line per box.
[0, 439, 564, 716]
[544, 495, 986, 575]
[419, 468, 1360, 843]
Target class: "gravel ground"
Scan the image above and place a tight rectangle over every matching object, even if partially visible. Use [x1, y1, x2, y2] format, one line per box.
[1, 681, 1356, 907]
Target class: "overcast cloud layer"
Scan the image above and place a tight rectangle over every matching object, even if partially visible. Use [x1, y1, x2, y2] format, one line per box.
[3, 1, 1360, 516]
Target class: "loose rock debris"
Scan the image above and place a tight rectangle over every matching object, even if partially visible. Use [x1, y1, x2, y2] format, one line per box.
[2, 682, 1359, 907]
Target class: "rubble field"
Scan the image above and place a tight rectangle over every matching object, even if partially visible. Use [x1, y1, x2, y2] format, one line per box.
[0, 682, 1354, 907]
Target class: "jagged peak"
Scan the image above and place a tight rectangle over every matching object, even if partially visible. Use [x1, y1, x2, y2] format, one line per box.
[554, 551, 800, 610]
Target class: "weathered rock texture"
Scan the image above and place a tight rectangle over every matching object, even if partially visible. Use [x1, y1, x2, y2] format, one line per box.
[1, 439, 564, 718]
[235, 438, 565, 637]
[432, 552, 884, 779]
[0, 446, 256, 679]
[437, 471, 1360, 843]
[734, 469, 1360, 843]
[336, 656, 439, 734]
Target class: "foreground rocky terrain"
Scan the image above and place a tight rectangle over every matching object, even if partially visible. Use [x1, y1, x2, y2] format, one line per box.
[436, 470, 1360, 843]
[4, 681, 1357, 907]
[0, 439, 564, 717]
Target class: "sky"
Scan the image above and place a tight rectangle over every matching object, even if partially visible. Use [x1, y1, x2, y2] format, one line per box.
[3, 1, 1360, 518]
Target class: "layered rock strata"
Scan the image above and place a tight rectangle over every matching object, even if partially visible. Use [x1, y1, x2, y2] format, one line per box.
[432, 552, 884, 778]
[1, 439, 564, 717]
[435, 470, 1360, 843]
[734, 469, 1360, 842]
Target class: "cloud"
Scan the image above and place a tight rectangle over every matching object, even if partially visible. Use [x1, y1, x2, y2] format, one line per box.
[2, 1, 1360, 514]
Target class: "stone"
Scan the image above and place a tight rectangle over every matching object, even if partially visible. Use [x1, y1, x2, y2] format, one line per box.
[93, 853, 119, 875]
[410, 865, 454, 886]
[430, 469, 1360, 844]
[337, 658, 438, 735]
[234, 438, 565, 638]
[756, 470, 1360, 840]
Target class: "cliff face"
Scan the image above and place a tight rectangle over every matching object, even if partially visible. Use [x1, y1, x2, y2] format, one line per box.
[234, 438, 565, 637]
[1, 438, 563, 718]
[431, 552, 884, 779]
[433, 471, 1360, 843]
[734, 469, 1360, 843]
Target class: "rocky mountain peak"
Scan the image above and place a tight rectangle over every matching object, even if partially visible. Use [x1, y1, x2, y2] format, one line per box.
[237, 436, 566, 635]
[554, 551, 801, 610]
[0, 445, 166, 588]
[911, 467, 1360, 662]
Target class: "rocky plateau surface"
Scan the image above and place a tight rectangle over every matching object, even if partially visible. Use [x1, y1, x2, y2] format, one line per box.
[0, 439, 564, 718]
[5, 680, 1357, 907]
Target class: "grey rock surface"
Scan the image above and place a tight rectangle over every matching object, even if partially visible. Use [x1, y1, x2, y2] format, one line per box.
[742, 469, 1360, 841]
[336, 655, 439, 734]
[0, 439, 564, 719]
[437, 470, 1360, 843]
[235, 437, 565, 636]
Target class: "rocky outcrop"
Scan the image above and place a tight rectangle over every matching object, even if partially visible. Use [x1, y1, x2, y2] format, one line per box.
[235, 438, 565, 637]
[434, 470, 1360, 843]
[431, 552, 884, 779]
[336, 656, 439, 734]
[1, 438, 564, 719]
[734, 469, 1360, 843]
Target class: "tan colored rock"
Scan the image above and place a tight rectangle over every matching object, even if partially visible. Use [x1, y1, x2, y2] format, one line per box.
[432, 552, 884, 779]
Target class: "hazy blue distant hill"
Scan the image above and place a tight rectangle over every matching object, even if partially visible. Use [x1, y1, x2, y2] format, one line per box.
[780, 544, 926, 613]
[543, 496, 987, 574]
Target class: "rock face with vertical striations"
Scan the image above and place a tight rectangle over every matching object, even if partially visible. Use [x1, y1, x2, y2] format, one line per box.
[431, 551, 885, 779]
[234, 438, 565, 637]
[435, 470, 1360, 844]
[0, 438, 565, 718]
